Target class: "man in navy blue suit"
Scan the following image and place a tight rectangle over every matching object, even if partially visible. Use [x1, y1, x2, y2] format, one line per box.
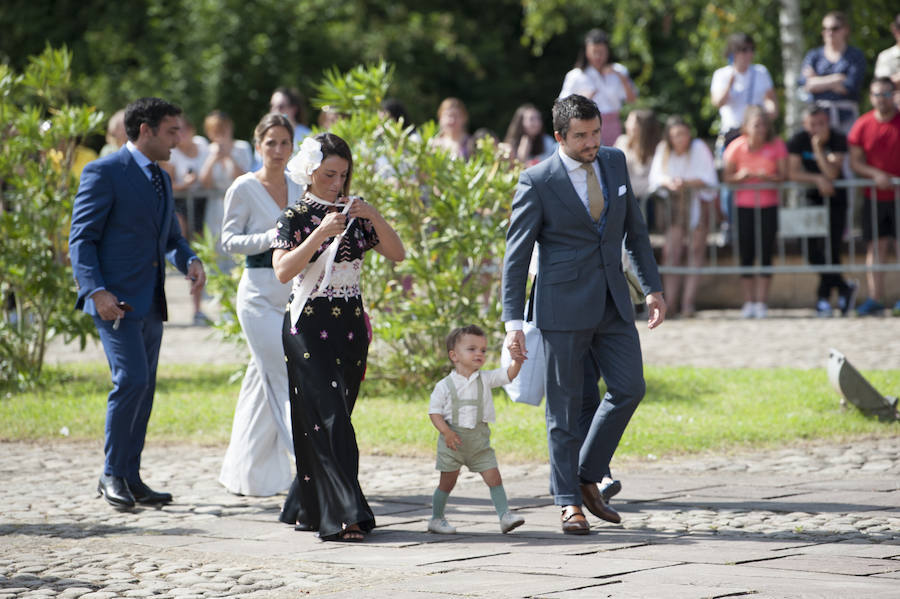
[69, 97, 206, 510]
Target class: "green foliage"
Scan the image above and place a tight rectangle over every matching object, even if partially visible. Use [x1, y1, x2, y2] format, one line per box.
[0, 46, 103, 389]
[191, 227, 245, 345]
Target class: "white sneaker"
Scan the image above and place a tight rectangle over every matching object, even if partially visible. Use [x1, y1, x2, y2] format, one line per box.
[427, 517, 456, 534]
[499, 511, 525, 534]
[740, 302, 755, 319]
[754, 302, 768, 319]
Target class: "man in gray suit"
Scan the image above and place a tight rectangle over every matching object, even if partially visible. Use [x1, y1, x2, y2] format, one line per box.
[502, 94, 666, 534]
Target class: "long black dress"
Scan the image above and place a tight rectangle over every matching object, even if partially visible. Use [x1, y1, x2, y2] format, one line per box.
[272, 196, 379, 540]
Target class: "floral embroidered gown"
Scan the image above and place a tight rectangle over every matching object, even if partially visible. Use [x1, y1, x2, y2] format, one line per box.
[272, 196, 379, 539]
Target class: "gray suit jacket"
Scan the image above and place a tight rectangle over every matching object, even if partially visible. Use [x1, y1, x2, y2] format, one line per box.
[502, 147, 662, 331]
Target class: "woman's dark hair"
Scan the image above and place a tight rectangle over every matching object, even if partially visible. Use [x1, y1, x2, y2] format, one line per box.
[552, 94, 602, 139]
[625, 109, 661, 166]
[574, 28, 612, 70]
[316, 132, 353, 196]
[253, 113, 293, 146]
[503, 103, 547, 159]
[273, 86, 308, 126]
[725, 33, 755, 59]
[124, 97, 182, 141]
[381, 98, 413, 128]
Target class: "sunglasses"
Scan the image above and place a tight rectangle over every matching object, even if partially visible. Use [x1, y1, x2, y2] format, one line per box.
[871, 92, 894, 98]
[822, 25, 843, 32]
[736, 46, 754, 53]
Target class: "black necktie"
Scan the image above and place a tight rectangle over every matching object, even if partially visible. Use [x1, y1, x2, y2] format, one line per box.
[148, 163, 165, 201]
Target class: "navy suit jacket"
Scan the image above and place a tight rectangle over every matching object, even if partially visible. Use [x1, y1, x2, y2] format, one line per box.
[502, 147, 662, 331]
[69, 146, 195, 321]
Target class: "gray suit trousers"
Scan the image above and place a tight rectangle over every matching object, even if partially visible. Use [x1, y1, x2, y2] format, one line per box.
[542, 296, 645, 506]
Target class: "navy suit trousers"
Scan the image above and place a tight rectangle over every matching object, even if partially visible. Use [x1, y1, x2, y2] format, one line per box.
[94, 300, 164, 482]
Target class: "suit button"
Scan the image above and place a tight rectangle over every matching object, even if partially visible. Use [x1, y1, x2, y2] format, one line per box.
[152, 261, 159, 267]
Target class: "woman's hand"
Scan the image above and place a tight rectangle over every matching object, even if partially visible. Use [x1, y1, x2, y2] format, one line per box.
[316, 211, 348, 239]
[345, 197, 379, 221]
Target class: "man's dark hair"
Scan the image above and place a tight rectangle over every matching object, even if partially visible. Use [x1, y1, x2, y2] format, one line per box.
[725, 32, 755, 59]
[801, 103, 829, 120]
[552, 94, 602, 139]
[871, 76, 896, 91]
[273, 86, 308, 125]
[124, 97, 182, 142]
[446, 324, 486, 355]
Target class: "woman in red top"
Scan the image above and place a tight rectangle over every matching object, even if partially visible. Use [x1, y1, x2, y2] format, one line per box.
[723, 106, 788, 318]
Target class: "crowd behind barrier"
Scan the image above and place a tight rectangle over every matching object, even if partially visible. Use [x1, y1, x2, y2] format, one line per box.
[647, 177, 900, 276]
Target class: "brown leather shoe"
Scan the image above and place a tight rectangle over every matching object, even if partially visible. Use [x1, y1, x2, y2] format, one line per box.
[560, 505, 590, 535]
[580, 482, 621, 524]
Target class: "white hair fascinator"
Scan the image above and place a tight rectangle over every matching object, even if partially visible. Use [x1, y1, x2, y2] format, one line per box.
[286, 137, 323, 189]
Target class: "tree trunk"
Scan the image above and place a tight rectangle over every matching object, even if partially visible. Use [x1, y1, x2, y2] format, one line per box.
[778, 0, 805, 135]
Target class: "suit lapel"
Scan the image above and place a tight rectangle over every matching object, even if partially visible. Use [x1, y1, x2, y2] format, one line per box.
[544, 154, 595, 230]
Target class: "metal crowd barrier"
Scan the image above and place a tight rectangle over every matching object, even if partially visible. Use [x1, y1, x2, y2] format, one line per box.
[648, 178, 900, 276]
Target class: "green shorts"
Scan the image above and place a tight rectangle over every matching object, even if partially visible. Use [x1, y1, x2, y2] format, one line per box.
[435, 421, 498, 473]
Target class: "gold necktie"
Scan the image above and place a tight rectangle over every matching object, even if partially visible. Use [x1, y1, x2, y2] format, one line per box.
[581, 162, 604, 221]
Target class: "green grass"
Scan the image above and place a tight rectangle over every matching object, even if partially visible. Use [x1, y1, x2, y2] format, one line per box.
[2, 363, 898, 463]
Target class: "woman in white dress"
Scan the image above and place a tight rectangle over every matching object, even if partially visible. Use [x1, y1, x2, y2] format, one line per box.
[219, 114, 302, 496]
[648, 115, 719, 317]
[559, 28, 636, 146]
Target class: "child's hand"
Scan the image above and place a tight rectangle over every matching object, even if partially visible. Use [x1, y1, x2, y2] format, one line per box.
[444, 431, 462, 451]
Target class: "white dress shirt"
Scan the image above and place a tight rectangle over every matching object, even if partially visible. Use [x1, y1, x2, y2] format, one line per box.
[428, 368, 511, 428]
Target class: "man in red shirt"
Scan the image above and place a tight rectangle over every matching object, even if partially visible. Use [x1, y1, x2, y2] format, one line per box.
[848, 77, 900, 315]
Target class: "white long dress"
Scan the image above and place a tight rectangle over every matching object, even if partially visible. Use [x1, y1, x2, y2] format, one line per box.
[218, 172, 301, 496]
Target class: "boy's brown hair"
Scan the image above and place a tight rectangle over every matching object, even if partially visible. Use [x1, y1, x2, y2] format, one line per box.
[445, 324, 486, 357]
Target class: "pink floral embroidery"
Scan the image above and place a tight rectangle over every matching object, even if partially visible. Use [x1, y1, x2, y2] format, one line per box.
[293, 230, 303, 242]
[290, 326, 298, 335]
[310, 214, 322, 225]
[320, 330, 328, 340]
[303, 226, 311, 234]
[347, 331, 354, 341]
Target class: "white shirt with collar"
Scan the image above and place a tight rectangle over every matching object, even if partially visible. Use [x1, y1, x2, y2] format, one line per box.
[428, 367, 511, 429]
[557, 146, 605, 216]
[126, 140, 158, 181]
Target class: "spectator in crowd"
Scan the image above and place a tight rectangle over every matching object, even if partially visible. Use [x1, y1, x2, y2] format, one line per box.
[799, 11, 867, 134]
[711, 32, 778, 226]
[614, 109, 661, 224]
[787, 104, 857, 317]
[270, 86, 312, 144]
[251, 86, 312, 170]
[199, 110, 252, 273]
[648, 116, 718, 318]
[380, 98, 415, 131]
[559, 28, 636, 146]
[848, 77, 900, 316]
[874, 14, 900, 107]
[503, 103, 556, 166]
[431, 97, 471, 160]
[218, 114, 299, 497]
[162, 115, 211, 326]
[99, 109, 127, 157]
[723, 105, 788, 319]
[317, 106, 342, 131]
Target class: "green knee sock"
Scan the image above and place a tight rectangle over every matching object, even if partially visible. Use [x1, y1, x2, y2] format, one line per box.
[489, 484, 509, 517]
[432, 488, 450, 519]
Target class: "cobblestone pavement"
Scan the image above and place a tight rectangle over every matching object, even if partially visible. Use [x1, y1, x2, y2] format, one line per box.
[2, 437, 899, 598]
[17, 274, 900, 597]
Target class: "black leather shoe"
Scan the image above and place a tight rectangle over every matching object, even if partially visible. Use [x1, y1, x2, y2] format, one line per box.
[599, 479, 622, 503]
[128, 478, 173, 505]
[97, 474, 135, 509]
[580, 482, 621, 524]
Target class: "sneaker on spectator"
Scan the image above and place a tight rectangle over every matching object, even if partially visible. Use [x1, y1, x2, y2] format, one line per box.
[499, 511, 525, 534]
[816, 299, 832, 317]
[192, 311, 212, 327]
[427, 517, 456, 534]
[740, 302, 756, 319]
[893, 300, 900, 317]
[753, 302, 768, 319]
[838, 280, 859, 316]
[856, 298, 885, 317]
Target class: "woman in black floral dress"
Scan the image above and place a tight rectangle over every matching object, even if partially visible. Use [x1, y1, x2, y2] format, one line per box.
[271, 133, 405, 541]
